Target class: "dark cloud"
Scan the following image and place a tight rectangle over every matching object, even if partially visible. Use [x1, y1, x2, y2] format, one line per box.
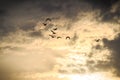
[0, 0, 88, 17]
[86, 0, 118, 9]
[0, 9, 6, 16]
[103, 33, 120, 76]
[20, 22, 36, 31]
[83, 0, 120, 23]
[0, 0, 92, 38]
[101, 7, 120, 23]
[99, 0, 120, 23]
[0, 0, 25, 9]
[0, 0, 119, 39]
[101, 11, 120, 23]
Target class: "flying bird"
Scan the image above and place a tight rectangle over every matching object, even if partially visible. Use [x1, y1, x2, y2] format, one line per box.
[51, 30, 56, 34]
[66, 36, 70, 39]
[95, 39, 100, 42]
[43, 23, 47, 26]
[57, 36, 61, 39]
[49, 35, 55, 38]
[53, 27, 57, 30]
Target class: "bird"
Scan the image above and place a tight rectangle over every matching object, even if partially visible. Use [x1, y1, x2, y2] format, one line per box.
[49, 35, 55, 38]
[43, 23, 47, 26]
[46, 18, 52, 22]
[53, 27, 57, 30]
[51, 30, 56, 34]
[66, 36, 70, 39]
[57, 36, 61, 39]
[95, 39, 100, 42]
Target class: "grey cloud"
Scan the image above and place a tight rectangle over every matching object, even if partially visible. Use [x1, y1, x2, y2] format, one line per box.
[20, 22, 36, 31]
[101, 10, 120, 24]
[95, 60, 112, 70]
[99, 0, 120, 23]
[86, 44, 112, 72]
[0, 0, 120, 78]
[86, 59, 111, 72]
[103, 33, 120, 76]
[1, 0, 119, 40]
[102, 12, 120, 23]
[81, 0, 120, 23]
[86, 0, 118, 9]
[0, 0, 95, 39]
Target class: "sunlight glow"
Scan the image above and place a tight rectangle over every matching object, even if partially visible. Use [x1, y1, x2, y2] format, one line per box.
[59, 73, 105, 80]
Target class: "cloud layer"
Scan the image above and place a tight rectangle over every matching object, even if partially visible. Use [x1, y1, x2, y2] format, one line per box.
[0, 0, 120, 80]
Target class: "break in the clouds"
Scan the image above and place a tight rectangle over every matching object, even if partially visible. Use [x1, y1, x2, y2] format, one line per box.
[0, 0, 120, 80]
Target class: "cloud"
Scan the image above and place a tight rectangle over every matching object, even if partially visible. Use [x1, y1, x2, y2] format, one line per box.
[0, 0, 120, 80]
[103, 33, 120, 76]
[1, 0, 119, 40]
[0, 0, 94, 39]
[98, 0, 120, 23]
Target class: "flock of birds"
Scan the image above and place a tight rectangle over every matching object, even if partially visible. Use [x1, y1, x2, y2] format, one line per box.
[43, 18, 71, 40]
[42, 18, 101, 42]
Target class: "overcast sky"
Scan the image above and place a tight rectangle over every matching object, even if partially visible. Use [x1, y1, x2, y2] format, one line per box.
[0, 0, 120, 80]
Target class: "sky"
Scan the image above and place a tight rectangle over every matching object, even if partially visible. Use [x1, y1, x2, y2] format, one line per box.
[0, 0, 120, 80]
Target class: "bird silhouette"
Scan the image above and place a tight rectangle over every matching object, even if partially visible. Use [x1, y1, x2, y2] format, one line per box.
[95, 39, 100, 42]
[43, 23, 47, 26]
[66, 36, 70, 39]
[57, 36, 61, 39]
[49, 35, 55, 38]
[51, 30, 56, 34]
[53, 27, 57, 30]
